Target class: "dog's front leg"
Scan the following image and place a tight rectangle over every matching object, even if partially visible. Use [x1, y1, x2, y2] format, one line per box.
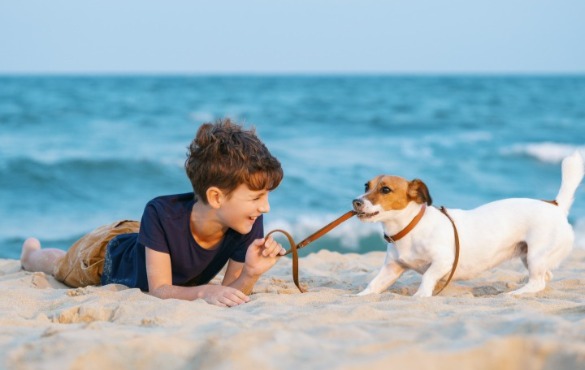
[358, 260, 405, 296]
[413, 262, 451, 297]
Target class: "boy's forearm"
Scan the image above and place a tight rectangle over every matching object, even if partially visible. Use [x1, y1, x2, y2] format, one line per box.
[228, 267, 260, 295]
[148, 284, 203, 301]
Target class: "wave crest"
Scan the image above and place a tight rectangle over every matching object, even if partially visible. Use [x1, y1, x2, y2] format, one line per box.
[503, 142, 585, 164]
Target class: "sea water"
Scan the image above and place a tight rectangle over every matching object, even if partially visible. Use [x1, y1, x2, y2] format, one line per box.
[1, 75, 584, 259]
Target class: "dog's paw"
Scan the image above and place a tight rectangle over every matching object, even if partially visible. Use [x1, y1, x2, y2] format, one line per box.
[412, 290, 433, 298]
[356, 288, 374, 296]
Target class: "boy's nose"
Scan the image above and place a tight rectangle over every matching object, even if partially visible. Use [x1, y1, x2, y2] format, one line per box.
[259, 200, 270, 213]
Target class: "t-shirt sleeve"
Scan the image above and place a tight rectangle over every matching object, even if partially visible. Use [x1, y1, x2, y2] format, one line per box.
[230, 216, 264, 263]
[137, 202, 170, 253]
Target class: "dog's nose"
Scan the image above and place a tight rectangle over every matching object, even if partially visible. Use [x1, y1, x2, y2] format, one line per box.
[352, 199, 364, 210]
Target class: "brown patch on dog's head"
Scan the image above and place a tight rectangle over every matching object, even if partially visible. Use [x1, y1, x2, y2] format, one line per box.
[362, 176, 432, 211]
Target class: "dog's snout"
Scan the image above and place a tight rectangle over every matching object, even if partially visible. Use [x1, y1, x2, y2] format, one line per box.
[352, 198, 364, 210]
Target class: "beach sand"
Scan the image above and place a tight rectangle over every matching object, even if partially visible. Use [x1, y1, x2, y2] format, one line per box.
[1, 248, 585, 370]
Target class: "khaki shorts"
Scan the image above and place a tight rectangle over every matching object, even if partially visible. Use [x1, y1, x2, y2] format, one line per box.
[54, 220, 140, 287]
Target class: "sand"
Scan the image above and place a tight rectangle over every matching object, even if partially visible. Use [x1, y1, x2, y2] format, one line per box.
[1, 248, 585, 370]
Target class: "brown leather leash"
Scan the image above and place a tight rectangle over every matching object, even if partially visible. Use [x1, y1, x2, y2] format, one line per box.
[266, 210, 356, 292]
[435, 206, 460, 295]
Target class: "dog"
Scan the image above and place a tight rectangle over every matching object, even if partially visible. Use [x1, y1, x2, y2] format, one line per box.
[352, 151, 584, 297]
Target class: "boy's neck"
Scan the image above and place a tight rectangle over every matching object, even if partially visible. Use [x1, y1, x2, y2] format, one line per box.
[190, 202, 227, 249]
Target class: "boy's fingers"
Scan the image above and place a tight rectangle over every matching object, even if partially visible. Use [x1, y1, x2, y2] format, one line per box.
[214, 300, 228, 308]
[233, 290, 250, 302]
[226, 292, 249, 306]
[252, 238, 265, 247]
[259, 237, 286, 257]
[274, 242, 285, 256]
[271, 241, 287, 256]
[268, 243, 283, 257]
[261, 238, 274, 256]
[226, 287, 249, 302]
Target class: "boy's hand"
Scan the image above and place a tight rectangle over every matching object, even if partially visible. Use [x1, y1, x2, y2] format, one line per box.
[244, 237, 286, 277]
[197, 284, 250, 307]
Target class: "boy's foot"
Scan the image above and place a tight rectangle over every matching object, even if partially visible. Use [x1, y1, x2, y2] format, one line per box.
[20, 237, 42, 270]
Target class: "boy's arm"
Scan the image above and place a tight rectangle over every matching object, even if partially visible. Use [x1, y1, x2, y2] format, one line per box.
[222, 259, 244, 286]
[224, 237, 285, 294]
[145, 247, 249, 306]
[222, 260, 258, 295]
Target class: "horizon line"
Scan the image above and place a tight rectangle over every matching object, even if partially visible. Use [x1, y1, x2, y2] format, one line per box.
[1, 71, 585, 78]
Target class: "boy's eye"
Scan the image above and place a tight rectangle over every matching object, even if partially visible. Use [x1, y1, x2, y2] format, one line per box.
[252, 192, 267, 201]
[381, 186, 392, 194]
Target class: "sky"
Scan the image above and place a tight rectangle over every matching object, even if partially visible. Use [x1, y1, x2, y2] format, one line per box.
[1, 0, 584, 75]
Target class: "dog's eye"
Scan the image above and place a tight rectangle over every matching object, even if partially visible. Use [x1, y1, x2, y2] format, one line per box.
[381, 186, 392, 194]
[364, 183, 370, 192]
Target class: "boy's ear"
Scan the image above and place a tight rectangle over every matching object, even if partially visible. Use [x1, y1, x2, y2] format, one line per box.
[206, 187, 224, 209]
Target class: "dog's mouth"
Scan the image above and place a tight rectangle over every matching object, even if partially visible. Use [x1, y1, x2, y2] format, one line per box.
[356, 211, 379, 219]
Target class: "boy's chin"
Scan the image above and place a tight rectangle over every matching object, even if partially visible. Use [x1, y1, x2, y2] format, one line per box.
[232, 223, 254, 235]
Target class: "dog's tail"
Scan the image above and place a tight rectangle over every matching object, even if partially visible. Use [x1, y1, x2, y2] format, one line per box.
[555, 151, 584, 216]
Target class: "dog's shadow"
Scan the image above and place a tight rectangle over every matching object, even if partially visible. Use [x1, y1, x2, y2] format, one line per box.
[385, 280, 513, 297]
[470, 285, 505, 297]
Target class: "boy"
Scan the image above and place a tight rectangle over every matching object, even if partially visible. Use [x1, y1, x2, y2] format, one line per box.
[21, 119, 285, 307]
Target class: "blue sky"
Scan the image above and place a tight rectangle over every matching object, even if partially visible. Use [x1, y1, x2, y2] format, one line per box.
[1, 0, 584, 74]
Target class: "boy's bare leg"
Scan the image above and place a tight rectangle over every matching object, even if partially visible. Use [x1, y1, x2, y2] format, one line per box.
[20, 237, 66, 275]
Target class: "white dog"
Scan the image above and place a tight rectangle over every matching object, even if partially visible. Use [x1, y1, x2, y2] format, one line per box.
[352, 152, 584, 297]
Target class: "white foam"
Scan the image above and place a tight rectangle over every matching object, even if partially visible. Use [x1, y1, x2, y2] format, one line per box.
[189, 111, 215, 123]
[503, 142, 585, 164]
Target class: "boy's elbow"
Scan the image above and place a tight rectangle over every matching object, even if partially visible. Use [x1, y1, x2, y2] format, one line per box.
[148, 284, 173, 299]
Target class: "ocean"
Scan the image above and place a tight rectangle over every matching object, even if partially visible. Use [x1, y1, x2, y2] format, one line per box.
[1, 75, 584, 259]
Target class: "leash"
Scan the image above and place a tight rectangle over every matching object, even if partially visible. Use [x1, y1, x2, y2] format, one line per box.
[435, 206, 460, 295]
[266, 210, 356, 292]
[267, 205, 459, 295]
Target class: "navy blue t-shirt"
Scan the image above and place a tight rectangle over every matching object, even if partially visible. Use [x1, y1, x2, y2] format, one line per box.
[101, 193, 263, 291]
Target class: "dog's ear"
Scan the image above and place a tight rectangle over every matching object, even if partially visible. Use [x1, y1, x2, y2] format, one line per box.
[408, 179, 432, 205]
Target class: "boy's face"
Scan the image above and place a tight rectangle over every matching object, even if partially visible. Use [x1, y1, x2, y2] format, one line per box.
[218, 183, 270, 234]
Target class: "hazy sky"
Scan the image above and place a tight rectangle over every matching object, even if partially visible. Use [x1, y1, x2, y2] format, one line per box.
[1, 0, 584, 74]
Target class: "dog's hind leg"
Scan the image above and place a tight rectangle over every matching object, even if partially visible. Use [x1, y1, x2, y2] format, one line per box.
[521, 254, 553, 282]
[506, 268, 547, 295]
[358, 260, 405, 296]
[508, 230, 572, 295]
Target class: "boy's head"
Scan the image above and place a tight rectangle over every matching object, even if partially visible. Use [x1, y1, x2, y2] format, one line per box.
[185, 118, 283, 204]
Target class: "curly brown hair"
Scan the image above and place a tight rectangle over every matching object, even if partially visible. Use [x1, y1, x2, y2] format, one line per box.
[185, 118, 283, 204]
